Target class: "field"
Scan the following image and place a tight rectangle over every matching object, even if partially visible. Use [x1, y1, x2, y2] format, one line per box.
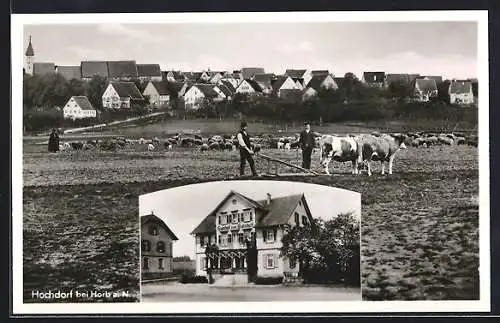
[22, 135, 479, 301]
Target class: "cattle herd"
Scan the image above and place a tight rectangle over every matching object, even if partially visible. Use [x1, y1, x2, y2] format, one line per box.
[54, 130, 477, 176]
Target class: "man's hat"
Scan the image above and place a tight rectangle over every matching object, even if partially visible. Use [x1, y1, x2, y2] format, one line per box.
[240, 121, 248, 128]
[304, 121, 310, 125]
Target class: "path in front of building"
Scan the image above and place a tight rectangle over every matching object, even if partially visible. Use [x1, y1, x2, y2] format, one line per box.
[141, 282, 361, 302]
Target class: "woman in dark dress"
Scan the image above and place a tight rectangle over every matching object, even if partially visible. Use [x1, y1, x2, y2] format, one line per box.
[48, 129, 59, 152]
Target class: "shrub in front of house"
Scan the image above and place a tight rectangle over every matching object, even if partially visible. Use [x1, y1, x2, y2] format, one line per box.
[254, 276, 284, 285]
[180, 274, 208, 284]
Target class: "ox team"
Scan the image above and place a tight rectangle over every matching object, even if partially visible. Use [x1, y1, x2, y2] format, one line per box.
[238, 121, 406, 176]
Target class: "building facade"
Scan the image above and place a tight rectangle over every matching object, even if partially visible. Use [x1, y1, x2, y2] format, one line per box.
[141, 213, 179, 274]
[191, 191, 313, 280]
[63, 96, 97, 119]
[449, 80, 475, 105]
[142, 81, 170, 107]
[102, 81, 145, 109]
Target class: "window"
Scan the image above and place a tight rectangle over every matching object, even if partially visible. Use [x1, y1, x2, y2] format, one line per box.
[302, 216, 308, 226]
[243, 209, 251, 222]
[141, 240, 151, 252]
[227, 233, 232, 244]
[143, 257, 149, 269]
[294, 212, 300, 225]
[148, 225, 158, 236]
[200, 257, 206, 270]
[157, 241, 165, 253]
[220, 213, 227, 225]
[158, 258, 164, 269]
[238, 233, 244, 245]
[200, 235, 207, 247]
[265, 254, 275, 269]
[231, 211, 238, 223]
[264, 229, 275, 243]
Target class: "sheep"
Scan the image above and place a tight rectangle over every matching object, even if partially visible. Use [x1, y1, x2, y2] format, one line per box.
[209, 142, 220, 150]
[147, 143, 155, 151]
[284, 143, 291, 150]
[200, 143, 209, 151]
[277, 142, 284, 149]
[139, 138, 146, 145]
[224, 142, 233, 150]
[163, 141, 173, 150]
[194, 134, 203, 141]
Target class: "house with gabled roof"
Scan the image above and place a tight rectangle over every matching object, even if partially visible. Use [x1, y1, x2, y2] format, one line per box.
[412, 78, 438, 102]
[285, 69, 312, 88]
[362, 71, 386, 87]
[217, 80, 237, 96]
[252, 73, 276, 95]
[33, 62, 56, 76]
[63, 96, 97, 120]
[235, 79, 263, 96]
[102, 81, 145, 109]
[219, 76, 241, 89]
[165, 71, 186, 83]
[449, 80, 474, 105]
[209, 71, 225, 84]
[419, 75, 443, 85]
[141, 212, 179, 275]
[137, 64, 162, 82]
[56, 65, 82, 80]
[184, 83, 221, 110]
[191, 190, 313, 279]
[302, 74, 338, 101]
[311, 70, 330, 77]
[385, 74, 411, 87]
[107, 60, 139, 80]
[271, 76, 302, 98]
[142, 81, 170, 107]
[81, 61, 109, 80]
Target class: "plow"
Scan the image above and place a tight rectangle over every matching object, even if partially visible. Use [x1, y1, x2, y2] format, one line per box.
[255, 152, 319, 177]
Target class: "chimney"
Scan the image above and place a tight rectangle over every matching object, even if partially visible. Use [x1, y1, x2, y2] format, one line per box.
[266, 193, 271, 205]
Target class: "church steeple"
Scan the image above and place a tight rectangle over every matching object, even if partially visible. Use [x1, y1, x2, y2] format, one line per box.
[24, 35, 35, 75]
[25, 35, 34, 57]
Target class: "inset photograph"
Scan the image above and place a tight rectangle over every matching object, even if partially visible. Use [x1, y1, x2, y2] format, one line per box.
[139, 180, 361, 302]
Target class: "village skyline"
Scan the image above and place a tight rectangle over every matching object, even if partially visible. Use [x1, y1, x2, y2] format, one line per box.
[23, 21, 478, 80]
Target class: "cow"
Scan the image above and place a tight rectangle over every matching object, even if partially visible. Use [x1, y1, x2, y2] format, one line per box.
[284, 143, 291, 150]
[277, 142, 285, 149]
[357, 134, 407, 176]
[319, 135, 360, 175]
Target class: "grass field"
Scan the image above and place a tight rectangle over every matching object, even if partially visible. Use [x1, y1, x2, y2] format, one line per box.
[23, 138, 479, 301]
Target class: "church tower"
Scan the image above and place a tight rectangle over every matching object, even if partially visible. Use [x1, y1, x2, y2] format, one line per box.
[24, 35, 35, 75]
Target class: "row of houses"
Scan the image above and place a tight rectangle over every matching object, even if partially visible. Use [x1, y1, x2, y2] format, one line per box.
[141, 190, 314, 280]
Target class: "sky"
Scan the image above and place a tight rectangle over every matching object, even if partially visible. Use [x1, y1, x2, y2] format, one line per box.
[23, 21, 477, 80]
[139, 180, 361, 259]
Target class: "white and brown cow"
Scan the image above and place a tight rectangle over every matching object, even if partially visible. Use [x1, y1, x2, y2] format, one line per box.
[357, 134, 407, 176]
[319, 135, 360, 175]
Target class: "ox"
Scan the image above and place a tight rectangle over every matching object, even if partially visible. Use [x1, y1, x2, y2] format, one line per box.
[319, 135, 360, 175]
[357, 134, 406, 176]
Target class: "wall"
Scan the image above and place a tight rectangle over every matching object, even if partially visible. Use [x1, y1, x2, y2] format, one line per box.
[142, 255, 172, 273]
[322, 75, 339, 90]
[102, 85, 121, 109]
[141, 222, 174, 273]
[236, 80, 256, 94]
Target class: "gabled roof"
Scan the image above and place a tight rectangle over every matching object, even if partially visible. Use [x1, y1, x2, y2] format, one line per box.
[334, 77, 345, 87]
[107, 60, 138, 78]
[81, 61, 109, 78]
[306, 75, 329, 92]
[169, 71, 186, 80]
[449, 81, 472, 94]
[193, 84, 220, 99]
[285, 69, 307, 78]
[141, 213, 179, 240]
[271, 75, 290, 91]
[414, 78, 438, 93]
[149, 81, 170, 96]
[25, 36, 34, 56]
[191, 191, 311, 234]
[137, 64, 162, 77]
[241, 67, 265, 79]
[253, 73, 275, 83]
[363, 72, 386, 83]
[385, 74, 410, 84]
[56, 66, 82, 80]
[219, 80, 236, 94]
[311, 70, 330, 77]
[33, 62, 55, 75]
[217, 83, 234, 97]
[110, 82, 144, 99]
[242, 79, 263, 92]
[408, 74, 421, 83]
[68, 96, 95, 110]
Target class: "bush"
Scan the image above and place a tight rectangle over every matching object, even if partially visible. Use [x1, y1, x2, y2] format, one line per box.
[254, 276, 283, 285]
[180, 275, 208, 284]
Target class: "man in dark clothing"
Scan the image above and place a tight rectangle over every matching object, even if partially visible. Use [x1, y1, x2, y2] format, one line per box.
[48, 129, 60, 152]
[236, 121, 258, 176]
[299, 122, 315, 169]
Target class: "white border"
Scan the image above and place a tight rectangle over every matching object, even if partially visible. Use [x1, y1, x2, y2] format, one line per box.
[11, 10, 490, 314]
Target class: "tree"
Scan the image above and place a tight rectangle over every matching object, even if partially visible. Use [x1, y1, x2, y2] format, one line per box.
[85, 76, 108, 111]
[281, 213, 360, 285]
[204, 243, 219, 284]
[387, 80, 413, 100]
